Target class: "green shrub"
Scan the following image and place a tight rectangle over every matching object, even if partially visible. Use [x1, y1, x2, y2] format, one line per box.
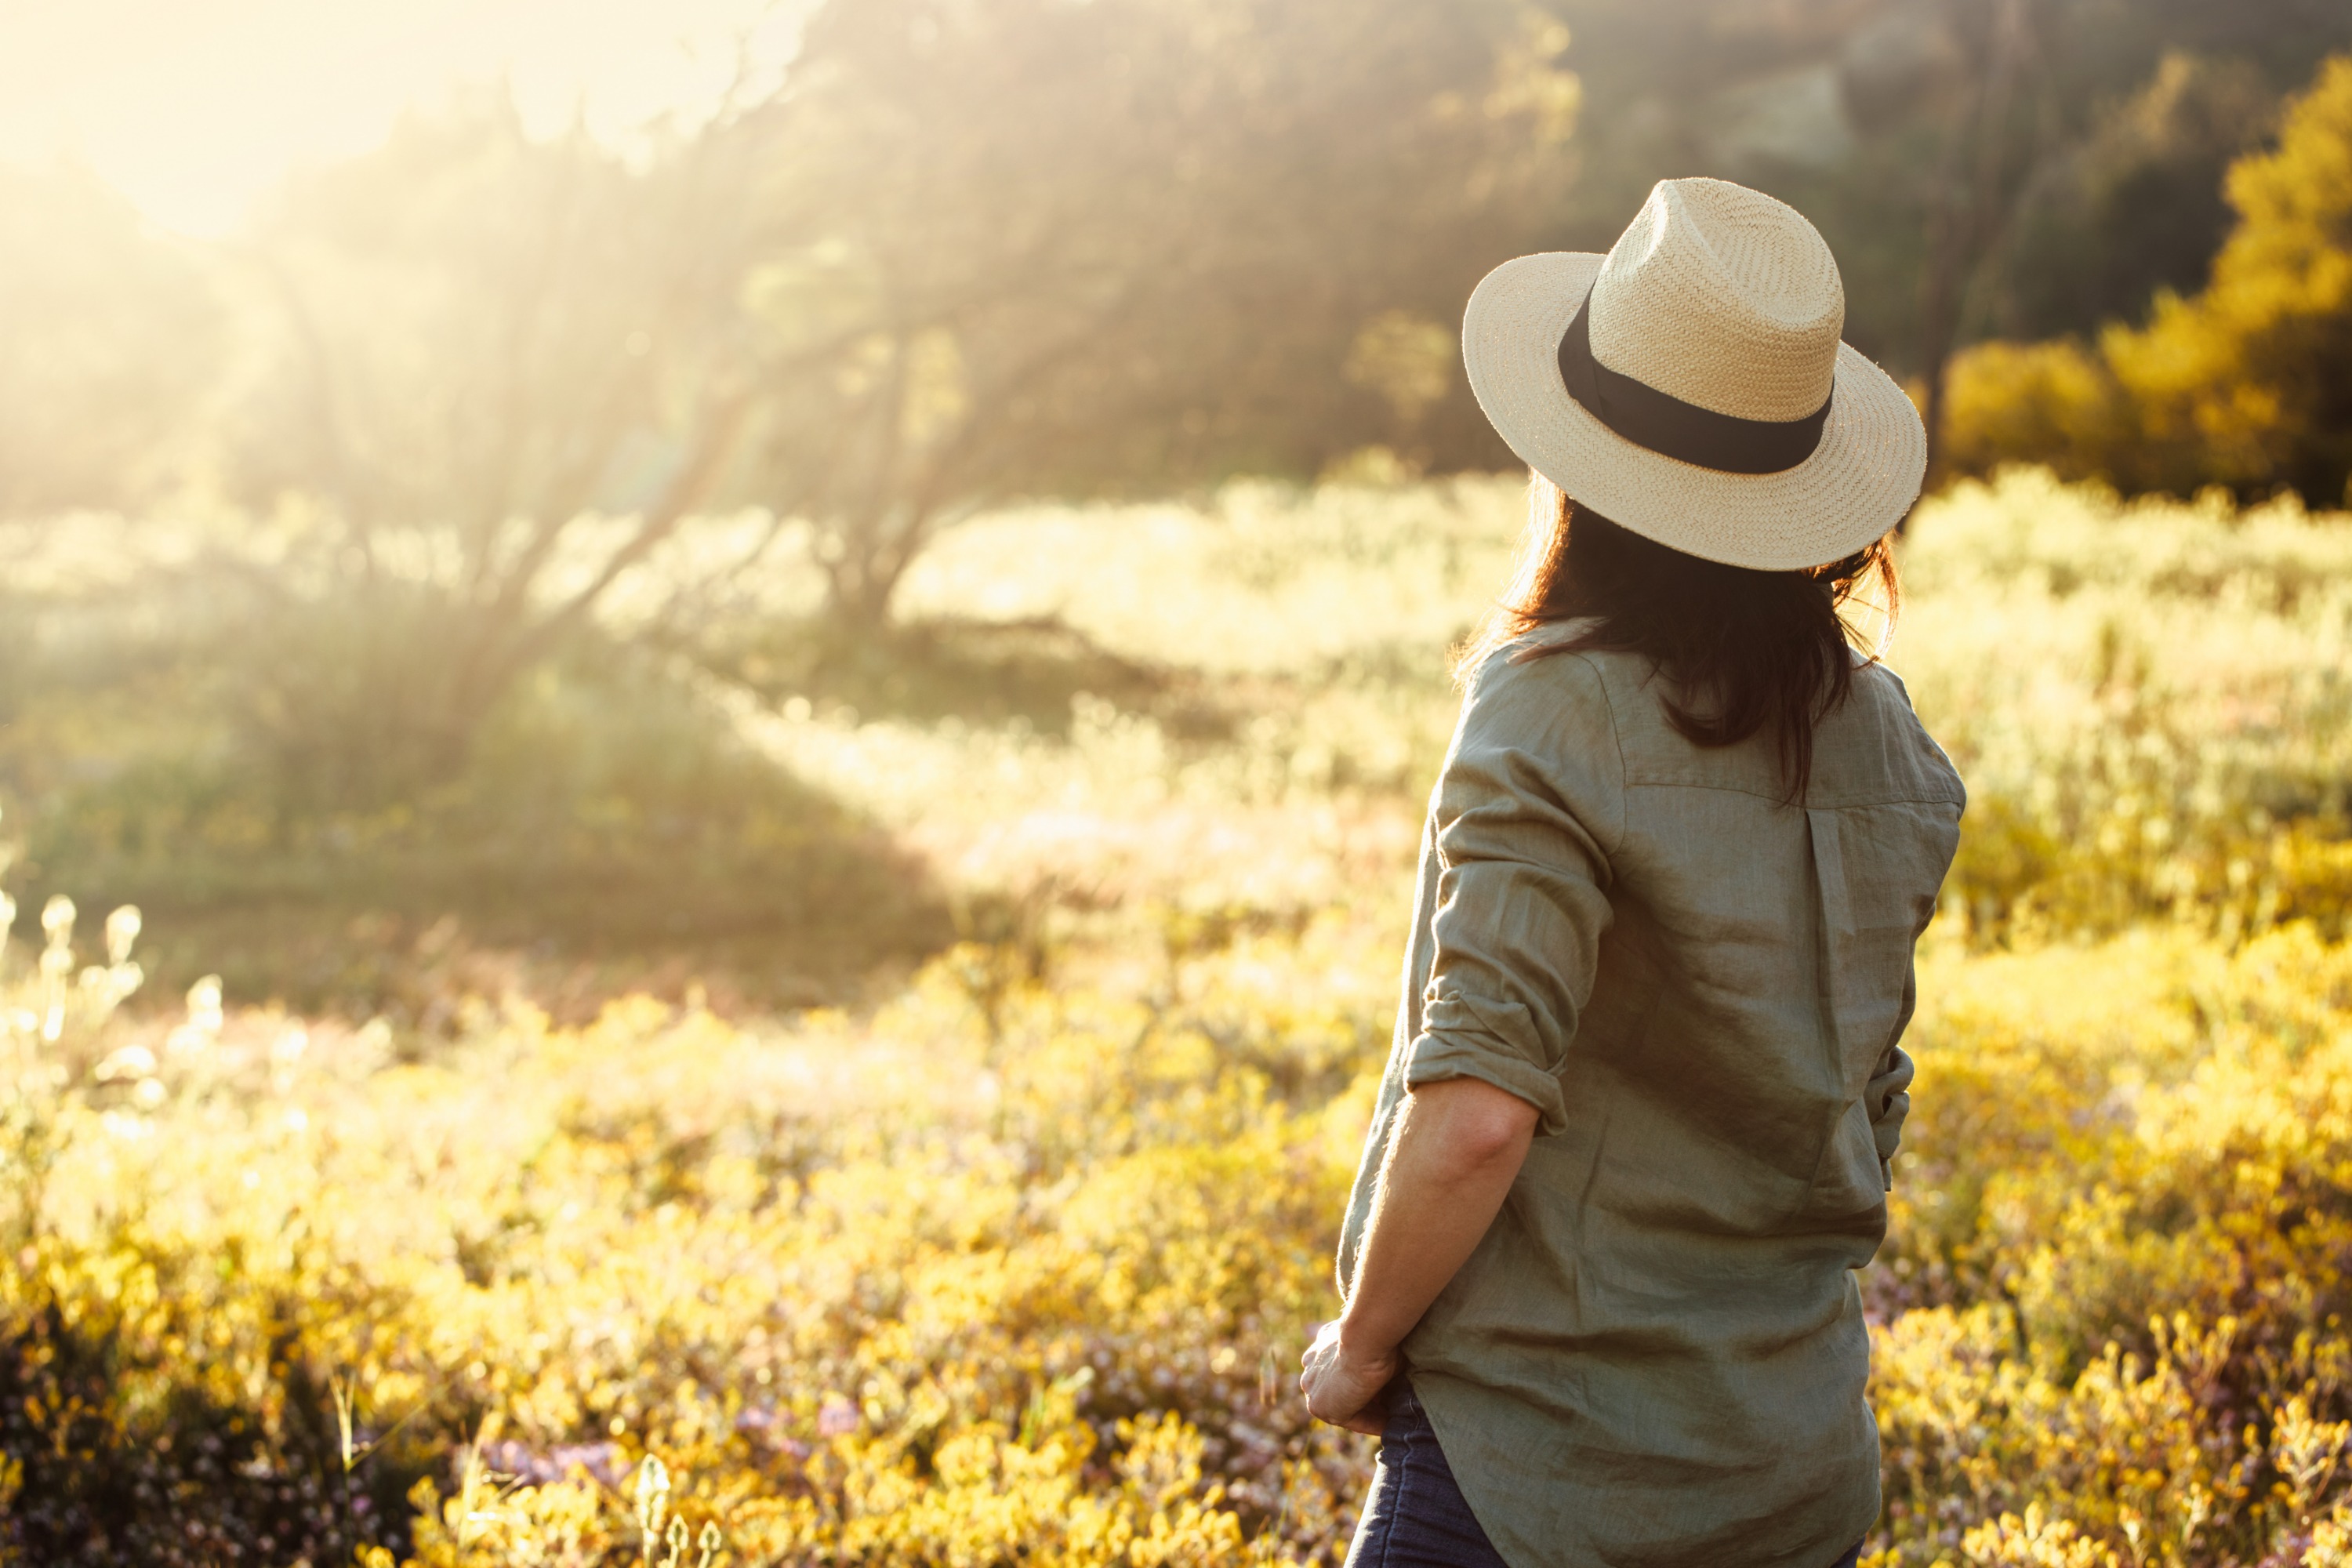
[1946, 55, 2352, 504]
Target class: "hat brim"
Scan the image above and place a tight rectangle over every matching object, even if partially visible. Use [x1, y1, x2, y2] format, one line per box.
[1461, 252, 1926, 571]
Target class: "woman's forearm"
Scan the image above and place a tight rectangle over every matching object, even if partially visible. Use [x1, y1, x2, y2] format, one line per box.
[1300, 1076, 1541, 1431]
[1340, 1076, 1539, 1361]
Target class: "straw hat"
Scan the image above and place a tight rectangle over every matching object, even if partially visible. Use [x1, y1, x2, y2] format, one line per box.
[1461, 176, 1926, 571]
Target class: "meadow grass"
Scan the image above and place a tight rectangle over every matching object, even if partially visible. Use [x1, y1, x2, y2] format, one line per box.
[9, 467, 2352, 1566]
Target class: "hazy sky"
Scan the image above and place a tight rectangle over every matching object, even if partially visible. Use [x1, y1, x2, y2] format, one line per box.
[0, 0, 802, 235]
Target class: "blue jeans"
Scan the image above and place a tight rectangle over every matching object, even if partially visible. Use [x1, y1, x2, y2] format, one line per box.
[1344, 1379, 1866, 1568]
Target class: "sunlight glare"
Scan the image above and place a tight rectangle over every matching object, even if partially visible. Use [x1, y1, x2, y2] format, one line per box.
[0, 0, 801, 236]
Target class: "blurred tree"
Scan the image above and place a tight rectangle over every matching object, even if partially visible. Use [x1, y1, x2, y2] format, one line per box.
[728, 0, 1581, 633]
[1952, 0, 2352, 356]
[1942, 53, 2352, 503]
[219, 98, 767, 806]
[1913, 0, 2052, 477]
[200, 0, 1584, 786]
[1987, 51, 2275, 340]
[0, 166, 223, 517]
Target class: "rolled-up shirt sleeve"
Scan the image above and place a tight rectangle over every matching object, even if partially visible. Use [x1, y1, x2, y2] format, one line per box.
[1404, 644, 1624, 1137]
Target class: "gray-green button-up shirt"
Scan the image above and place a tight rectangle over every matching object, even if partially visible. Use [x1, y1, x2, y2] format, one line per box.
[1339, 625, 1963, 1568]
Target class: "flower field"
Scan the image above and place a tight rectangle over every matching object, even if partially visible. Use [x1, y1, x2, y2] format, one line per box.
[10, 469, 2352, 1566]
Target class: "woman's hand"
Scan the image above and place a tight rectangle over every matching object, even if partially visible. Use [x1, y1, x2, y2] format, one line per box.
[1299, 1320, 1396, 1435]
[1299, 1079, 1539, 1438]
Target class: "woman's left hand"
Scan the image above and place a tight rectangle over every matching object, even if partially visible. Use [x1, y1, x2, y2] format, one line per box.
[1299, 1320, 1396, 1435]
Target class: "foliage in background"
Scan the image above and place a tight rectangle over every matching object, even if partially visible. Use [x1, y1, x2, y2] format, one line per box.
[1988, 50, 2276, 344]
[5, 1, 2351, 935]
[728, 0, 1579, 633]
[16, 0, 2352, 539]
[216, 100, 767, 804]
[1944, 55, 2352, 504]
[0, 166, 223, 518]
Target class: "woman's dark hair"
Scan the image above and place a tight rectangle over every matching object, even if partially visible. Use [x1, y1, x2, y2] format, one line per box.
[1459, 475, 1902, 801]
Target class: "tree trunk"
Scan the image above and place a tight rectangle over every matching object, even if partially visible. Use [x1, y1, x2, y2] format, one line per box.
[1916, 0, 2038, 495]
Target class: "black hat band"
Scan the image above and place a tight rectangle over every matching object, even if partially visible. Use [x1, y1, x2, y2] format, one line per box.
[1555, 287, 1833, 475]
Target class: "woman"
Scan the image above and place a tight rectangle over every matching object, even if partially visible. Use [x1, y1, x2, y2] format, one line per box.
[1299, 178, 1963, 1568]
